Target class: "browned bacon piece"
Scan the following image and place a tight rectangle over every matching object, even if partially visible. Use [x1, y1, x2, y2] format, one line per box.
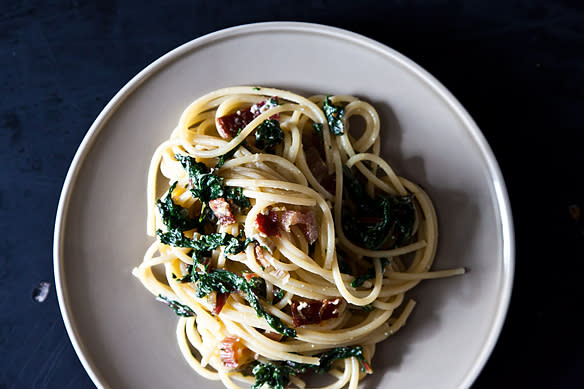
[280, 210, 319, 244]
[216, 109, 255, 138]
[215, 98, 279, 138]
[263, 331, 284, 342]
[242, 272, 259, 282]
[219, 336, 253, 369]
[209, 198, 236, 225]
[213, 292, 229, 314]
[290, 298, 341, 327]
[256, 209, 280, 237]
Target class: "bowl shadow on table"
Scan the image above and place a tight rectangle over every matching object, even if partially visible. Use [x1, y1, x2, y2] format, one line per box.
[360, 101, 479, 388]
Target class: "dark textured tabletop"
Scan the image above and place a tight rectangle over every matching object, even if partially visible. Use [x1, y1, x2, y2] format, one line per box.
[1, 1, 583, 388]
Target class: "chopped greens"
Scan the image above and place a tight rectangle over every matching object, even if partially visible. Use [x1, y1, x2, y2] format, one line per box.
[195, 269, 296, 337]
[274, 288, 286, 301]
[157, 231, 252, 254]
[312, 346, 372, 374]
[350, 258, 390, 288]
[252, 362, 294, 389]
[251, 346, 372, 388]
[342, 166, 415, 250]
[255, 119, 284, 151]
[156, 182, 200, 231]
[175, 154, 224, 202]
[225, 186, 250, 209]
[156, 295, 196, 317]
[323, 96, 345, 135]
[173, 153, 250, 220]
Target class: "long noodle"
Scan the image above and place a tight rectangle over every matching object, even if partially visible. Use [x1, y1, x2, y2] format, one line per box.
[133, 86, 464, 388]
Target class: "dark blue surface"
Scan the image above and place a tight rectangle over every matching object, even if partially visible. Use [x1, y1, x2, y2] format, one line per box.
[1, 1, 583, 388]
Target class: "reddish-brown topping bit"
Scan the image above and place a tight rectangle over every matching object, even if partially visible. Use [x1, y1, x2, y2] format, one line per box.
[256, 209, 280, 237]
[209, 198, 236, 225]
[254, 244, 271, 270]
[215, 98, 279, 139]
[280, 210, 319, 244]
[213, 292, 229, 314]
[243, 272, 259, 282]
[361, 360, 373, 374]
[291, 298, 341, 327]
[216, 109, 255, 138]
[263, 331, 284, 342]
[219, 336, 253, 369]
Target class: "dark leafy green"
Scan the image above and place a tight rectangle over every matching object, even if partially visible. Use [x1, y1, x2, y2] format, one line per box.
[195, 269, 296, 337]
[274, 288, 286, 301]
[323, 96, 345, 135]
[342, 166, 415, 250]
[157, 231, 252, 253]
[315, 346, 372, 373]
[252, 362, 294, 389]
[251, 346, 372, 388]
[350, 258, 390, 288]
[156, 182, 200, 231]
[175, 154, 224, 202]
[156, 294, 196, 317]
[255, 119, 284, 151]
[225, 186, 250, 209]
[174, 153, 250, 219]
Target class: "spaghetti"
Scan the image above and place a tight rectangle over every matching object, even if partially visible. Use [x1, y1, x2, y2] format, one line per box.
[133, 86, 465, 389]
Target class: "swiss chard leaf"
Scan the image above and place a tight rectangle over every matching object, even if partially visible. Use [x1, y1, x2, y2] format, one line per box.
[175, 154, 224, 202]
[175, 153, 250, 218]
[195, 269, 296, 337]
[156, 294, 196, 317]
[225, 186, 250, 209]
[252, 362, 294, 389]
[342, 166, 415, 250]
[157, 228, 197, 248]
[156, 182, 200, 232]
[315, 346, 371, 373]
[323, 96, 344, 135]
[255, 119, 284, 151]
[251, 346, 372, 388]
[157, 231, 252, 253]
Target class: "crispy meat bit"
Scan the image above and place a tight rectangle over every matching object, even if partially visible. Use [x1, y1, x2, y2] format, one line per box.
[215, 98, 279, 139]
[256, 208, 280, 237]
[291, 298, 341, 327]
[280, 210, 319, 244]
[219, 336, 253, 369]
[209, 198, 236, 225]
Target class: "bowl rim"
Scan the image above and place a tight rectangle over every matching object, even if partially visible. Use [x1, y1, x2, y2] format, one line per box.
[53, 21, 514, 389]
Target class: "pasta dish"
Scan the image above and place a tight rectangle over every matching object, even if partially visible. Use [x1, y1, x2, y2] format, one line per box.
[133, 86, 464, 388]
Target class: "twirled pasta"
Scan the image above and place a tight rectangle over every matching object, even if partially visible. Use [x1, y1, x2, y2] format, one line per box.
[133, 86, 464, 389]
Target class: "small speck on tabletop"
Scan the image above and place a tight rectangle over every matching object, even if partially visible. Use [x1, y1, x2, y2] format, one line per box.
[32, 281, 51, 303]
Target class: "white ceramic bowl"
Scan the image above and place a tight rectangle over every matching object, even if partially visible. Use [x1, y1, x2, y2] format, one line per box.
[54, 22, 514, 389]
